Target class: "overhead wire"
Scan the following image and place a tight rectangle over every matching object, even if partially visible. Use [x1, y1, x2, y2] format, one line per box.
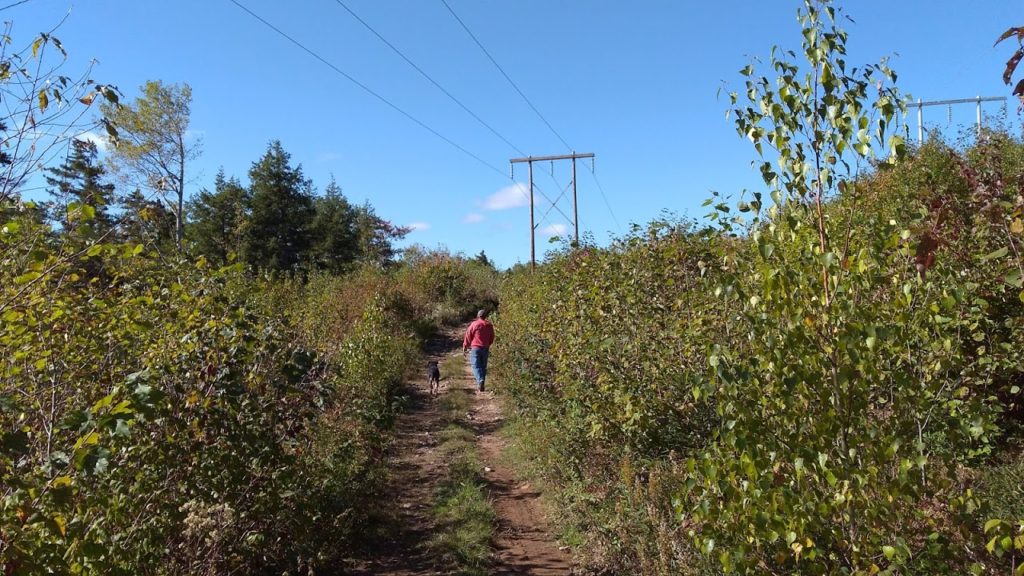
[226, 0, 509, 180]
[439, 0, 573, 153]
[331, 0, 527, 158]
[331, 0, 573, 229]
[229, 0, 581, 239]
[587, 164, 622, 232]
[441, 0, 621, 233]
[0, 0, 33, 12]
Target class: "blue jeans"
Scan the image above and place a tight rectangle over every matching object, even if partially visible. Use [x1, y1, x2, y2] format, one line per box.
[469, 347, 489, 391]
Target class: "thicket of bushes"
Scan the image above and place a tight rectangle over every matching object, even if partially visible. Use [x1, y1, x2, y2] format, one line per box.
[494, 4, 1023, 574]
[497, 139, 1024, 576]
[0, 22, 503, 574]
[0, 193, 496, 574]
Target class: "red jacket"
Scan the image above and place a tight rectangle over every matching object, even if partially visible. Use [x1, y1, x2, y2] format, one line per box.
[463, 319, 495, 349]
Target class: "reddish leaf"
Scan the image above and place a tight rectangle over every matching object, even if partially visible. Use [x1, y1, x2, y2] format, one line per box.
[1004, 48, 1023, 86]
[1014, 78, 1024, 97]
[914, 233, 939, 279]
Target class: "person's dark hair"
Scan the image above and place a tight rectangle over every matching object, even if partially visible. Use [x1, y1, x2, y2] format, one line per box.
[477, 309, 489, 319]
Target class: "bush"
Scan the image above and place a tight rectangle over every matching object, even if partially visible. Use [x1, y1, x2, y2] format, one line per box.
[0, 213, 421, 574]
[493, 3, 1023, 574]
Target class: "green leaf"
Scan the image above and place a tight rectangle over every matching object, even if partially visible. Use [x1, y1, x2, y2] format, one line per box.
[1004, 269, 1022, 289]
[14, 271, 42, 285]
[882, 545, 896, 560]
[985, 519, 1004, 533]
[981, 247, 1008, 261]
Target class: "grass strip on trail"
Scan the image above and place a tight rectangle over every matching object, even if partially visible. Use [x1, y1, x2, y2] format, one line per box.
[429, 371, 495, 576]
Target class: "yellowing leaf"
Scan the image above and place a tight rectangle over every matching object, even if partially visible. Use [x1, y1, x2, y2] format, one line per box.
[74, 431, 100, 449]
[52, 513, 67, 536]
[38, 89, 48, 112]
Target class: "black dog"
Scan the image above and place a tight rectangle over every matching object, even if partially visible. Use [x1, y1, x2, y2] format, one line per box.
[427, 360, 441, 396]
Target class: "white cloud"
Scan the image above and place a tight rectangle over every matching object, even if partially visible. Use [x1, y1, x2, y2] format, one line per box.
[76, 131, 109, 153]
[463, 213, 485, 224]
[540, 223, 568, 236]
[482, 182, 529, 211]
[408, 221, 431, 232]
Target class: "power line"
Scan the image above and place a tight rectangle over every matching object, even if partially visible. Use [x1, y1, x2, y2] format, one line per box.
[331, 0, 527, 157]
[0, 0, 33, 12]
[226, 0, 508, 179]
[587, 163, 622, 232]
[227, 0, 564, 216]
[439, 0, 573, 152]
[441, 0, 622, 233]
[229, 0, 584, 244]
[331, 0, 576, 217]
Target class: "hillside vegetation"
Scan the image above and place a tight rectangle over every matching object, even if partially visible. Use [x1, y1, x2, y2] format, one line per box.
[494, 4, 1024, 575]
[0, 27, 500, 574]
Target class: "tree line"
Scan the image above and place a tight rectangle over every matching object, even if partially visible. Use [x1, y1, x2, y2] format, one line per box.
[32, 80, 407, 274]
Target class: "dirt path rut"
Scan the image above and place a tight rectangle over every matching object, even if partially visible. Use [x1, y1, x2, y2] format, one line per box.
[344, 326, 573, 575]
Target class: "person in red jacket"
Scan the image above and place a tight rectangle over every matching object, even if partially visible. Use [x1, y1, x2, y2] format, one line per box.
[463, 309, 495, 392]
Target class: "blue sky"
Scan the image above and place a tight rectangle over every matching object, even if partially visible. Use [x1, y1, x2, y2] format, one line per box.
[9, 0, 1021, 268]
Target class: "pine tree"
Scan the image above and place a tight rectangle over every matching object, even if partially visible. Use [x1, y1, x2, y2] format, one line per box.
[244, 141, 314, 272]
[309, 177, 359, 273]
[43, 139, 116, 239]
[353, 201, 411, 268]
[473, 250, 493, 269]
[187, 169, 250, 265]
[119, 189, 176, 249]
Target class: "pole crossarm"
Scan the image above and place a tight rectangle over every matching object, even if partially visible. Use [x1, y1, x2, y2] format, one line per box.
[914, 96, 1005, 107]
[511, 152, 594, 164]
[913, 95, 1008, 143]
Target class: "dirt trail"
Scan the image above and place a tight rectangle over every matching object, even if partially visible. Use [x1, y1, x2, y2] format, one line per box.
[344, 326, 573, 575]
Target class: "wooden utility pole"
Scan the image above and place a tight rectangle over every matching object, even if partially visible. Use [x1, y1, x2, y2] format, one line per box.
[510, 152, 594, 269]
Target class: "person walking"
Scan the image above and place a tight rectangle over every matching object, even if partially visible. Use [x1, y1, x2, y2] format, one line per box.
[463, 309, 495, 392]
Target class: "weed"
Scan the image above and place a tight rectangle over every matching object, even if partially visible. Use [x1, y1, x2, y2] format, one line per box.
[428, 389, 495, 574]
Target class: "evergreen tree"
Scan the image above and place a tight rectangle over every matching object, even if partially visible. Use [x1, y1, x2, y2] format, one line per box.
[119, 189, 176, 249]
[309, 177, 358, 273]
[43, 139, 115, 239]
[473, 250, 493, 269]
[244, 141, 314, 272]
[353, 201, 411, 268]
[187, 169, 250, 265]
